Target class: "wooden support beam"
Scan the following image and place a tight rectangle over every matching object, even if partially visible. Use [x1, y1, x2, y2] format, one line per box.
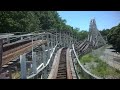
[66, 48, 73, 79]
[20, 53, 26, 79]
[32, 52, 37, 74]
[47, 34, 50, 60]
[48, 48, 63, 79]
[0, 39, 3, 73]
[42, 45, 46, 65]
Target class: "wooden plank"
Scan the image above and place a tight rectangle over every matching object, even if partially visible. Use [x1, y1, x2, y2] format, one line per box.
[3, 39, 27, 48]
[66, 48, 73, 79]
[48, 48, 63, 79]
[3, 41, 31, 56]
[68, 49, 77, 79]
[2, 65, 8, 68]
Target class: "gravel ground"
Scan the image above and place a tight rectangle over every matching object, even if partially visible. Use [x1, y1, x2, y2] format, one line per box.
[81, 45, 120, 79]
[99, 45, 120, 70]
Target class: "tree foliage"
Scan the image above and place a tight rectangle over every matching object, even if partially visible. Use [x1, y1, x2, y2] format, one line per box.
[100, 29, 110, 41]
[100, 29, 110, 37]
[0, 11, 40, 33]
[107, 23, 120, 52]
[0, 11, 88, 40]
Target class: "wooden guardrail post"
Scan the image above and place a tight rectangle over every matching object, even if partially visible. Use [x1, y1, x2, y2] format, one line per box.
[21, 36, 23, 40]
[60, 31, 62, 46]
[51, 34, 53, 51]
[42, 45, 46, 65]
[46, 34, 51, 73]
[52, 35, 54, 48]
[47, 34, 50, 60]
[20, 53, 27, 79]
[42, 44, 48, 79]
[41, 34, 43, 41]
[53, 34, 55, 46]
[63, 32, 65, 47]
[0, 39, 3, 73]
[7, 36, 10, 44]
[56, 30, 58, 45]
[32, 52, 37, 74]
[69, 33, 71, 48]
[66, 32, 68, 47]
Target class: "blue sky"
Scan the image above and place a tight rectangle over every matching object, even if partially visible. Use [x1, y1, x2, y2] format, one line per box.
[57, 11, 120, 31]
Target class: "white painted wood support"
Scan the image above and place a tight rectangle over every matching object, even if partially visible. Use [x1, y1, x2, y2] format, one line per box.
[54, 35, 56, 47]
[51, 34, 53, 51]
[42, 45, 47, 79]
[47, 34, 50, 60]
[7, 36, 10, 44]
[56, 31, 58, 45]
[60, 31, 61, 46]
[64, 33, 65, 47]
[52, 35, 54, 48]
[20, 53, 27, 79]
[0, 39, 3, 72]
[21, 36, 23, 40]
[43, 69, 47, 79]
[42, 45, 46, 65]
[32, 36, 34, 53]
[32, 52, 37, 74]
[69, 33, 72, 48]
[41, 34, 43, 41]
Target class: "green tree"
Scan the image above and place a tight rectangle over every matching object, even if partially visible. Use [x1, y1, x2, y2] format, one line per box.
[0, 11, 40, 33]
[0, 11, 89, 42]
[107, 23, 120, 52]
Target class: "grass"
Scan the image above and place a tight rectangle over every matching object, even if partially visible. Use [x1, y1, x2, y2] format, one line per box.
[79, 53, 120, 79]
[80, 53, 95, 64]
[92, 60, 120, 78]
